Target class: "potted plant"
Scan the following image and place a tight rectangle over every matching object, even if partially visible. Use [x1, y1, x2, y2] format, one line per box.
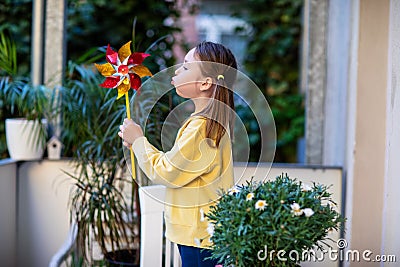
[0, 28, 53, 160]
[206, 173, 346, 267]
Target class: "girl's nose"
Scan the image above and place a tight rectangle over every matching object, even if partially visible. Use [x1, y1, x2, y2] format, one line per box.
[175, 65, 182, 75]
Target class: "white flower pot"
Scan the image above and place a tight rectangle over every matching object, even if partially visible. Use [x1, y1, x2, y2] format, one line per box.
[5, 118, 47, 160]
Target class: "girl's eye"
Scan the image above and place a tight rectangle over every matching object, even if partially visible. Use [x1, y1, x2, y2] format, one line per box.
[182, 65, 188, 70]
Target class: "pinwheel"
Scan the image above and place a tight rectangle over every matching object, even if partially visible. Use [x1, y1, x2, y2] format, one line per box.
[95, 41, 152, 180]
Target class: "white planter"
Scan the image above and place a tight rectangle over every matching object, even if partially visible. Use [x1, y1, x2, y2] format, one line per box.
[5, 118, 47, 160]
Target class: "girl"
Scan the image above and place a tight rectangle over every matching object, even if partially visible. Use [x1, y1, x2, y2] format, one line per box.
[118, 41, 237, 267]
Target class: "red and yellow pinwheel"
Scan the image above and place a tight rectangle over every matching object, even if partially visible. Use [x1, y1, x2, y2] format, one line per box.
[95, 41, 152, 99]
[95, 41, 152, 180]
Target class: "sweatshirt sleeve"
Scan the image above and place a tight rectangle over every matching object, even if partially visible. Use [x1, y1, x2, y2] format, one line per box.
[131, 118, 217, 188]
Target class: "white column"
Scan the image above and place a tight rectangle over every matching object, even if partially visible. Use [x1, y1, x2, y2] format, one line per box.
[303, 0, 328, 164]
[44, 0, 66, 138]
[343, 1, 360, 265]
[31, 0, 45, 85]
[44, 0, 66, 88]
[323, 0, 352, 166]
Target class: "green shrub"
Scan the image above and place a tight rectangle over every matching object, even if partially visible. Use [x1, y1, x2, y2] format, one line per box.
[207, 174, 345, 267]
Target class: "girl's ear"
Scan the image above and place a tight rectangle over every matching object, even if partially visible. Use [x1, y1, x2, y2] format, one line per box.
[200, 77, 213, 91]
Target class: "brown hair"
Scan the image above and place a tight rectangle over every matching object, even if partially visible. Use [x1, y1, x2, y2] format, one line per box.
[194, 41, 237, 147]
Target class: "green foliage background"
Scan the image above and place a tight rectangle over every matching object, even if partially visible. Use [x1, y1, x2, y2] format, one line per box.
[0, 0, 304, 163]
[0, 0, 181, 158]
[234, 0, 304, 162]
[0, 0, 32, 76]
[67, 0, 180, 72]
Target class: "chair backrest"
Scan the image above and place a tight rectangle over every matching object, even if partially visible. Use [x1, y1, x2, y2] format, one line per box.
[139, 185, 181, 267]
[48, 222, 78, 267]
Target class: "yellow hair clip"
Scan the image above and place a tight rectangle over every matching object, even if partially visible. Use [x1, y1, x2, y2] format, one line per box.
[217, 74, 224, 80]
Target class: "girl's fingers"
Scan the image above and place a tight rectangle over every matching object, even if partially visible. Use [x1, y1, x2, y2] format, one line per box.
[118, 131, 132, 148]
[124, 118, 133, 124]
[124, 118, 139, 127]
[123, 141, 132, 148]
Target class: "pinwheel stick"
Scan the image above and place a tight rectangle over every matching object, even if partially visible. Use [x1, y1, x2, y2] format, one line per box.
[125, 92, 136, 180]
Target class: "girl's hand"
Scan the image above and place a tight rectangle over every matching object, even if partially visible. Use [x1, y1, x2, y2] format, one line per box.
[118, 118, 144, 147]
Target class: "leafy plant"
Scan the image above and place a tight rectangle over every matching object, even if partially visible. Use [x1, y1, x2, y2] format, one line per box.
[0, 28, 53, 157]
[0, 29, 17, 76]
[0, 1, 32, 75]
[0, 77, 53, 120]
[206, 174, 345, 267]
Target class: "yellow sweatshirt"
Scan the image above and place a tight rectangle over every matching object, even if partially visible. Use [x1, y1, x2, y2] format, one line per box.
[132, 115, 234, 248]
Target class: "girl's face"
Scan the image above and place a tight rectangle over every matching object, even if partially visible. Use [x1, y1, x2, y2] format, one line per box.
[171, 48, 210, 99]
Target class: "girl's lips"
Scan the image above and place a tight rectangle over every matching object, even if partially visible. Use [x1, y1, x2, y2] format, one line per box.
[171, 78, 175, 85]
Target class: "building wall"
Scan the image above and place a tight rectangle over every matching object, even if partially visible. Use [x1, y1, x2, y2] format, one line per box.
[353, 0, 388, 254]
[0, 160, 17, 267]
[17, 160, 74, 267]
[382, 0, 400, 263]
[304, 0, 399, 264]
[345, 0, 394, 266]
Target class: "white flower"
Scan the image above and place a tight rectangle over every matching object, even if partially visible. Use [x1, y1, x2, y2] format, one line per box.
[207, 223, 215, 236]
[228, 186, 241, 195]
[303, 208, 315, 217]
[246, 193, 255, 201]
[199, 208, 205, 222]
[301, 183, 312, 191]
[290, 202, 301, 210]
[321, 199, 329, 206]
[255, 200, 267, 210]
[290, 202, 303, 216]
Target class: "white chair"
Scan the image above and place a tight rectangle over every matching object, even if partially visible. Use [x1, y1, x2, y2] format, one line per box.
[139, 185, 181, 267]
[48, 222, 78, 267]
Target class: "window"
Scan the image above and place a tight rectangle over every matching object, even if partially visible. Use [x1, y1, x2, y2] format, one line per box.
[196, 14, 251, 65]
